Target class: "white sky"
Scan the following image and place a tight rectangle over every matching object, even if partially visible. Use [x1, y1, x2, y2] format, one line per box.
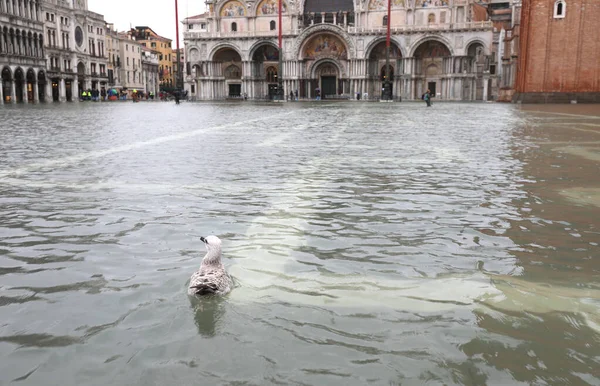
[88, 0, 206, 44]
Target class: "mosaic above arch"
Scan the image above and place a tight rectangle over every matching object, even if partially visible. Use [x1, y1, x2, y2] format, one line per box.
[416, 0, 449, 7]
[221, 1, 246, 17]
[303, 33, 348, 60]
[414, 40, 451, 58]
[257, 0, 288, 15]
[369, 41, 402, 59]
[369, 0, 405, 10]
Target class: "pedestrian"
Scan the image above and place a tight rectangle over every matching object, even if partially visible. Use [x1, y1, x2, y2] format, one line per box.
[289, 90, 294, 101]
[294, 90, 298, 101]
[315, 88, 321, 100]
[423, 89, 432, 107]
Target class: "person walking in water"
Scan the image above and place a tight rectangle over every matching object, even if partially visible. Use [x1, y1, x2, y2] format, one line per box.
[423, 89, 432, 107]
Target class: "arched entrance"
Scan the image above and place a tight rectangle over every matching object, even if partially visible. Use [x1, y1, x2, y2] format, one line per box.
[251, 43, 279, 99]
[314, 61, 340, 99]
[467, 42, 486, 100]
[300, 32, 348, 99]
[1, 67, 11, 104]
[51, 78, 60, 102]
[368, 40, 402, 98]
[26, 68, 35, 102]
[413, 40, 451, 99]
[77, 62, 85, 98]
[37, 71, 46, 102]
[213, 47, 242, 98]
[14, 68, 24, 103]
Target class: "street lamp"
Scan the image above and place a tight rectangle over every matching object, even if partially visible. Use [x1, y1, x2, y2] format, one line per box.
[382, 0, 393, 101]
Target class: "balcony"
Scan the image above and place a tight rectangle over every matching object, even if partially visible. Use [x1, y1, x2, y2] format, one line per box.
[348, 21, 493, 34]
[184, 21, 493, 40]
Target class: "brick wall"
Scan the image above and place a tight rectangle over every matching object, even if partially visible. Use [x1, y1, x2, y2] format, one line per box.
[517, 0, 600, 93]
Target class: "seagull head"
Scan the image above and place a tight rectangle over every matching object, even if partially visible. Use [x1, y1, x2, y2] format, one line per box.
[200, 235, 222, 257]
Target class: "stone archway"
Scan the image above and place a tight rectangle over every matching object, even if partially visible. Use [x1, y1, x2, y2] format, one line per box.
[77, 61, 85, 98]
[14, 67, 24, 103]
[413, 39, 451, 99]
[1, 66, 11, 104]
[299, 31, 349, 98]
[250, 42, 279, 99]
[466, 41, 487, 100]
[368, 40, 402, 98]
[213, 47, 243, 98]
[313, 60, 341, 98]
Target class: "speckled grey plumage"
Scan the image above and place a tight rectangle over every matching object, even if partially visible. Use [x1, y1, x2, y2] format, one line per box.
[188, 235, 233, 296]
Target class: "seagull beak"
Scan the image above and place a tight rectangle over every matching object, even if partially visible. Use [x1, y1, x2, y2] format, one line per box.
[200, 236, 207, 244]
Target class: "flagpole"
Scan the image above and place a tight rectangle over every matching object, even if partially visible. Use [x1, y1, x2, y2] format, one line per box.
[383, 0, 392, 100]
[175, 0, 181, 91]
[277, 0, 284, 100]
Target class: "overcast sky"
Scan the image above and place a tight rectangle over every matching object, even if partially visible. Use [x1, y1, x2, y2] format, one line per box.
[88, 0, 206, 44]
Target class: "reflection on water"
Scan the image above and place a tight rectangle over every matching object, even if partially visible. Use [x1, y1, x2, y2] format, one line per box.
[190, 296, 228, 337]
[0, 102, 599, 385]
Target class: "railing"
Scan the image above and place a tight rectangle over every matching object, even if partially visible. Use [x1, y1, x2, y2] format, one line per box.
[184, 21, 492, 39]
[184, 30, 300, 39]
[348, 21, 493, 34]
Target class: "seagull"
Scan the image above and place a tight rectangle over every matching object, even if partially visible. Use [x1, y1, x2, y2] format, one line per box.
[188, 235, 233, 296]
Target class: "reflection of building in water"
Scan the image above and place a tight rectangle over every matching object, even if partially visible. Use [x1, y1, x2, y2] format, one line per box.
[183, 0, 496, 100]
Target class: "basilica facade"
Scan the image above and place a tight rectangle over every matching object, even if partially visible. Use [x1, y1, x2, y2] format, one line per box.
[183, 0, 496, 101]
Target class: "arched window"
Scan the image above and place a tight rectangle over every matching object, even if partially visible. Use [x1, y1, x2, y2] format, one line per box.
[383, 15, 388, 26]
[554, 0, 566, 18]
[266, 66, 277, 82]
[270, 20, 276, 31]
[231, 22, 237, 32]
[428, 14, 435, 24]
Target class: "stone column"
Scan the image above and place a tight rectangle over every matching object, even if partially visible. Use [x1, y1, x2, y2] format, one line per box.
[72, 79, 79, 103]
[10, 79, 16, 103]
[0, 81, 3, 104]
[483, 76, 489, 101]
[33, 82, 39, 103]
[22, 81, 28, 102]
[59, 78, 66, 102]
[343, 12, 347, 26]
[321, 13, 325, 23]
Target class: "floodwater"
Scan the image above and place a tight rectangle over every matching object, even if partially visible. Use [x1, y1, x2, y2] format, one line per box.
[0, 101, 599, 385]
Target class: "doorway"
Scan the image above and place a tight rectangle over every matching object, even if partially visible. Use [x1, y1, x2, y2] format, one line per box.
[321, 76, 336, 99]
[428, 81, 437, 98]
[65, 80, 72, 102]
[268, 83, 278, 100]
[52, 79, 59, 101]
[228, 83, 241, 97]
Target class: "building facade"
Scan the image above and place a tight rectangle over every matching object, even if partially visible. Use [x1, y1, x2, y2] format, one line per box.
[130, 26, 174, 89]
[142, 47, 160, 97]
[183, 0, 496, 101]
[41, 0, 108, 102]
[514, 0, 600, 103]
[117, 31, 143, 96]
[0, 0, 47, 104]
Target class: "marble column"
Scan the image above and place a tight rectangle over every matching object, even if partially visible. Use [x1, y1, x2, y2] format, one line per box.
[33, 82, 39, 103]
[22, 81, 28, 102]
[59, 78, 66, 102]
[0, 82, 3, 104]
[72, 79, 79, 102]
[10, 79, 16, 103]
[482, 76, 489, 101]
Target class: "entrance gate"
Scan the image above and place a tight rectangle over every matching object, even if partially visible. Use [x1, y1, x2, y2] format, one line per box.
[321, 76, 336, 99]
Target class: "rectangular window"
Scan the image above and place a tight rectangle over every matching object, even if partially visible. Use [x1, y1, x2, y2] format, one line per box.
[127, 57, 129, 66]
